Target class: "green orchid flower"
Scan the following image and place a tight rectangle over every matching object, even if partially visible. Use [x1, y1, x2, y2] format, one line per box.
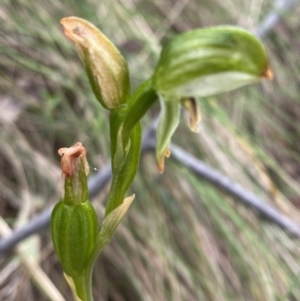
[152, 26, 273, 172]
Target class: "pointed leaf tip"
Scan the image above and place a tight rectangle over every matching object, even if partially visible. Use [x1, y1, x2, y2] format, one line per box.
[157, 149, 171, 173]
[156, 98, 180, 174]
[99, 194, 135, 243]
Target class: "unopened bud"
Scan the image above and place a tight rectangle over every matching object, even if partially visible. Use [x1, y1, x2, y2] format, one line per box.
[61, 17, 130, 110]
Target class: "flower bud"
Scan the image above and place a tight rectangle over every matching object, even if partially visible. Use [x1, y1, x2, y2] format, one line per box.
[51, 200, 98, 279]
[61, 17, 130, 110]
[51, 142, 98, 279]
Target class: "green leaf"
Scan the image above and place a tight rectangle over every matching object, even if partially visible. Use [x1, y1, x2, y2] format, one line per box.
[61, 17, 130, 110]
[98, 194, 135, 246]
[152, 26, 272, 99]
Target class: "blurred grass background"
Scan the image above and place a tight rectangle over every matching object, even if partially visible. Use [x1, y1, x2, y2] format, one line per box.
[1, 0, 300, 300]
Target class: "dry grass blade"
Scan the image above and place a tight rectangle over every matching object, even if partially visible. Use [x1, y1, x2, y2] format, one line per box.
[0, 217, 66, 301]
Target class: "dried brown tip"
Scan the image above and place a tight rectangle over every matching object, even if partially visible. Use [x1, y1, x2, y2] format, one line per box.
[181, 97, 201, 133]
[157, 158, 165, 174]
[60, 17, 89, 46]
[164, 149, 171, 158]
[58, 142, 89, 177]
[263, 67, 273, 80]
[157, 149, 171, 173]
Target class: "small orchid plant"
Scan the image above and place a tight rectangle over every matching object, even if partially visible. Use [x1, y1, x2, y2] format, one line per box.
[51, 16, 273, 301]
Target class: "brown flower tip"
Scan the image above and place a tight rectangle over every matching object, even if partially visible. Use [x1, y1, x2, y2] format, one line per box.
[58, 142, 89, 178]
[263, 67, 273, 80]
[60, 17, 89, 47]
[181, 97, 201, 133]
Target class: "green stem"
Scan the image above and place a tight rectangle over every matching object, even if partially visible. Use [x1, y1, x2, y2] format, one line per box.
[72, 270, 93, 301]
[104, 80, 157, 216]
[105, 122, 141, 216]
[122, 79, 157, 145]
[80, 234, 111, 301]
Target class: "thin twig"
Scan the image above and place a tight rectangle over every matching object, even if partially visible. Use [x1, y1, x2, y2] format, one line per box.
[169, 143, 300, 237]
[256, 0, 298, 38]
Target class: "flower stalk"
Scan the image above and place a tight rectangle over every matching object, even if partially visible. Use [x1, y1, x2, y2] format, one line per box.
[52, 16, 273, 300]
